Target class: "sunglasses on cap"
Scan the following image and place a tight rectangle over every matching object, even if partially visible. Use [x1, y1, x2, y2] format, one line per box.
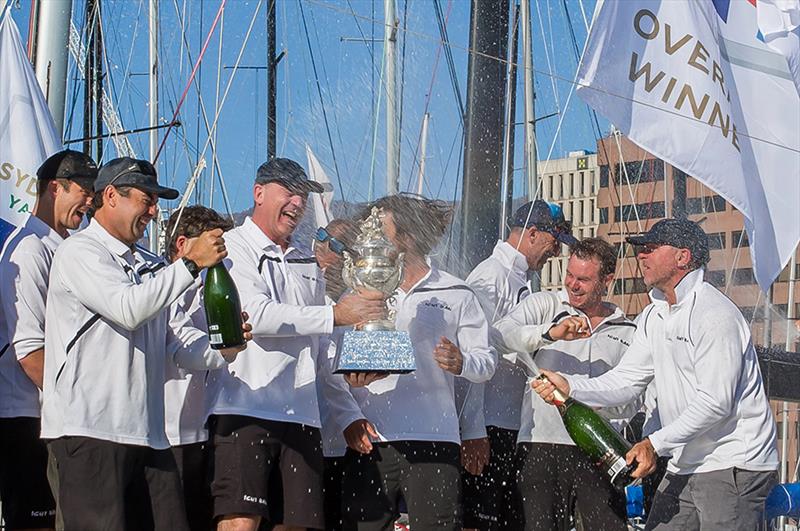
[632, 243, 664, 255]
[314, 227, 350, 256]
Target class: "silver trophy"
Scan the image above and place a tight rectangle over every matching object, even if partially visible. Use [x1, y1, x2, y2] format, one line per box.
[333, 207, 415, 374]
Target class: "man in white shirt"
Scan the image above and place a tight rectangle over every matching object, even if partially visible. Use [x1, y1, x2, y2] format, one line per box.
[339, 194, 497, 531]
[42, 157, 247, 531]
[164, 205, 234, 531]
[207, 158, 384, 531]
[493, 237, 637, 531]
[534, 219, 779, 531]
[0, 149, 97, 531]
[462, 200, 576, 530]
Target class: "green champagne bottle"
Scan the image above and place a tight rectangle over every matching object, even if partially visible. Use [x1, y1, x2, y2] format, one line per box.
[538, 375, 637, 490]
[203, 263, 245, 349]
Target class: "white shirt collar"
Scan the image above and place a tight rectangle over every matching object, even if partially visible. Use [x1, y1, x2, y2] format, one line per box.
[24, 213, 64, 244]
[242, 216, 301, 257]
[649, 267, 705, 307]
[86, 218, 134, 258]
[493, 240, 529, 275]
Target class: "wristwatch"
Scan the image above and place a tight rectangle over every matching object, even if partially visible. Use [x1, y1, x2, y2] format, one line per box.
[181, 257, 200, 278]
[542, 328, 555, 342]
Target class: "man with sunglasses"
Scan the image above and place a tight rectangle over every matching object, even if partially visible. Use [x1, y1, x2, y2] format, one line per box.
[207, 159, 384, 531]
[41, 157, 246, 530]
[0, 150, 97, 531]
[459, 199, 574, 530]
[534, 218, 778, 530]
[313, 220, 358, 302]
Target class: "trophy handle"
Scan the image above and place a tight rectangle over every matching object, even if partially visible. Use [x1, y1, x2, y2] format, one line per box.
[342, 251, 355, 290]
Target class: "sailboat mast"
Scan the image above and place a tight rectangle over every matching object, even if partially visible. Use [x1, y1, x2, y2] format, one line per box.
[384, 0, 399, 195]
[416, 112, 430, 195]
[34, 0, 72, 138]
[267, 0, 277, 160]
[520, 0, 537, 200]
[500, 3, 520, 240]
[148, 0, 159, 252]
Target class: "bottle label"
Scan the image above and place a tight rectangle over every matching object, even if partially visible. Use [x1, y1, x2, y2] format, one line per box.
[210, 333, 223, 345]
[209, 324, 220, 332]
[600, 450, 627, 483]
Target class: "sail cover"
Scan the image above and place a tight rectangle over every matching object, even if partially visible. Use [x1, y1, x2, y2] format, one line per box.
[577, 0, 800, 291]
[0, 12, 62, 244]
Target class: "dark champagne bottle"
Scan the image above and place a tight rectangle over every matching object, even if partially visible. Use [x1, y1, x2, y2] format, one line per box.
[538, 375, 637, 490]
[203, 263, 245, 349]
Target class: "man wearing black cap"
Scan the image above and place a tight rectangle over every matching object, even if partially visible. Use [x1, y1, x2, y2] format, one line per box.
[41, 157, 249, 530]
[535, 218, 779, 530]
[460, 199, 576, 530]
[0, 149, 96, 531]
[207, 158, 384, 531]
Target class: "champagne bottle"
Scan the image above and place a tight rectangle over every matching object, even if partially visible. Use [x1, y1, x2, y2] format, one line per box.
[537, 375, 637, 489]
[203, 263, 245, 349]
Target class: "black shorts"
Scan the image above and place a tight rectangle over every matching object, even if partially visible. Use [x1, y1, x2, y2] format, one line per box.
[0, 417, 56, 529]
[210, 415, 324, 528]
[48, 436, 189, 531]
[172, 442, 213, 531]
[323, 455, 347, 531]
[462, 426, 521, 530]
[341, 440, 462, 531]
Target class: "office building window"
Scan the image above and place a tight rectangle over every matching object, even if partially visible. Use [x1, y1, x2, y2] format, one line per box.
[707, 232, 726, 250]
[613, 159, 665, 185]
[732, 268, 755, 286]
[686, 195, 727, 214]
[600, 166, 609, 188]
[614, 201, 665, 222]
[599, 207, 609, 224]
[732, 230, 750, 247]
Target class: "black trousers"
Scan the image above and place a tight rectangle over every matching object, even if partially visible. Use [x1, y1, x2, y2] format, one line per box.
[172, 442, 213, 531]
[516, 442, 627, 531]
[49, 436, 189, 531]
[341, 440, 462, 531]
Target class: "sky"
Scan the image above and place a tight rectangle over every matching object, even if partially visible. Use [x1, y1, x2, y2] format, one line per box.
[8, 0, 605, 215]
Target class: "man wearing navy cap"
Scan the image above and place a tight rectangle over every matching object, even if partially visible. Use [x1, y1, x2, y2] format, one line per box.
[461, 199, 577, 530]
[42, 157, 249, 530]
[0, 149, 97, 531]
[535, 218, 779, 530]
[207, 158, 384, 531]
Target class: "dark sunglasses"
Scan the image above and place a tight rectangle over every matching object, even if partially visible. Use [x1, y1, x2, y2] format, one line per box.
[632, 242, 663, 255]
[314, 227, 349, 256]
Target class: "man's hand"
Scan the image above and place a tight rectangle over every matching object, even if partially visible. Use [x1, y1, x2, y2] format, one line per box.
[626, 438, 657, 479]
[183, 228, 227, 268]
[531, 369, 571, 404]
[344, 419, 379, 454]
[344, 372, 389, 387]
[548, 316, 591, 341]
[461, 437, 490, 476]
[219, 312, 253, 362]
[434, 336, 463, 375]
[333, 291, 386, 326]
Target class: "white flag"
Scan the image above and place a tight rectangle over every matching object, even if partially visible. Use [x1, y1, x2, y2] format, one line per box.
[758, 0, 800, 95]
[305, 144, 334, 229]
[577, 0, 800, 291]
[0, 12, 62, 243]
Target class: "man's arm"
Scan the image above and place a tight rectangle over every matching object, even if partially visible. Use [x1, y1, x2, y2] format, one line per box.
[646, 314, 748, 457]
[454, 295, 497, 383]
[491, 292, 556, 358]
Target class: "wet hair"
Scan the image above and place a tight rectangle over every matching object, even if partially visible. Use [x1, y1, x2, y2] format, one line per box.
[165, 205, 234, 261]
[36, 178, 72, 197]
[91, 185, 132, 210]
[325, 218, 359, 249]
[569, 237, 617, 278]
[360, 194, 452, 257]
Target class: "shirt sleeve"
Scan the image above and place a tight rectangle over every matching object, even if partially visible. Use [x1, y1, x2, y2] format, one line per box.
[316, 331, 366, 433]
[491, 292, 555, 359]
[227, 246, 334, 338]
[646, 312, 748, 456]
[166, 295, 228, 371]
[567, 325, 655, 408]
[55, 241, 195, 332]
[456, 294, 497, 383]
[455, 379, 487, 440]
[1, 241, 50, 359]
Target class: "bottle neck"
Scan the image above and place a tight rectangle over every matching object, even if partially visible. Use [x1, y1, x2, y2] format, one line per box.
[537, 374, 570, 407]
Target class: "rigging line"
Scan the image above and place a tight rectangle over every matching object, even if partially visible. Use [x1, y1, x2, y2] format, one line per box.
[432, 0, 464, 122]
[297, 0, 345, 200]
[153, 0, 227, 163]
[310, 6, 351, 180]
[194, 0, 205, 203]
[210, 7, 224, 207]
[167, 0, 230, 209]
[368, 37, 387, 201]
[344, 0, 377, 62]
[535, 0, 561, 120]
[96, 7, 130, 159]
[177, 0, 265, 222]
[397, 0, 409, 181]
[402, 0, 450, 193]
[577, 0, 590, 32]
[308, 0, 800, 154]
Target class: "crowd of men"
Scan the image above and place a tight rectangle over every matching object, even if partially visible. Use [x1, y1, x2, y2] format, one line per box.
[0, 150, 779, 531]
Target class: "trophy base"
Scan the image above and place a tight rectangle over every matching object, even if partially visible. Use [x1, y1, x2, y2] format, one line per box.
[334, 330, 416, 374]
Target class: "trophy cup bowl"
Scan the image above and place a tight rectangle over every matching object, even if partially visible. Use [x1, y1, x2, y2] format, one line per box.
[334, 207, 416, 374]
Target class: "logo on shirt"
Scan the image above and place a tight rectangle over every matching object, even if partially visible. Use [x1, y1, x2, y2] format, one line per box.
[422, 300, 452, 312]
[675, 335, 691, 344]
[243, 494, 268, 506]
[606, 334, 631, 347]
[301, 273, 319, 283]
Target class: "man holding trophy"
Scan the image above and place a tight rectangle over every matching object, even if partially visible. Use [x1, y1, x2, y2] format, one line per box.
[336, 194, 497, 531]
